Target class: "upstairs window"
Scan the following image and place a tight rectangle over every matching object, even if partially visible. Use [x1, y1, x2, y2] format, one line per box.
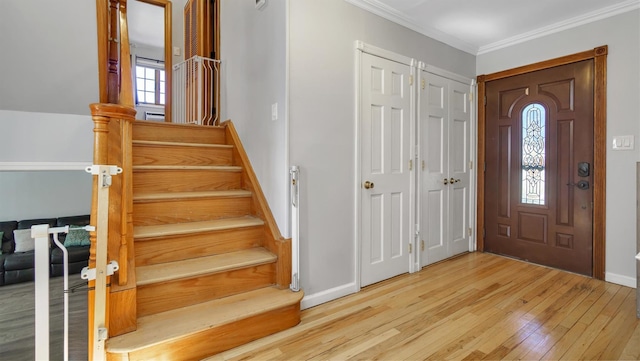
[135, 58, 165, 105]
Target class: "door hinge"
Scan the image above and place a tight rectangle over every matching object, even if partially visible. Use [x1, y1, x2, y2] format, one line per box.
[421, 78, 426, 90]
[469, 92, 473, 102]
[484, 96, 487, 106]
[409, 75, 414, 86]
[469, 161, 473, 170]
[422, 160, 426, 170]
[421, 239, 425, 252]
[409, 159, 413, 171]
[409, 243, 413, 254]
[468, 228, 472, 237]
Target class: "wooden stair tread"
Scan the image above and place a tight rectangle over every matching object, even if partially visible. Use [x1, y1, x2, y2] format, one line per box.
[107, 287, 303, 353]
[133, 165, 242, 171]
[134, 189, 251, 201]
[133, 140, 233, 149]
[137, 248, 276, 286]
[134, 216, 264, 239]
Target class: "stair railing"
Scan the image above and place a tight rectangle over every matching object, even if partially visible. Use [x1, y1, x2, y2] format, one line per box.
[173, 55, 221, 125]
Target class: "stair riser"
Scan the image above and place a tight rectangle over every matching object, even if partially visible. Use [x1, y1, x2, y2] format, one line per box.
[133, 144, 233, 166]
[108, 303, 300, 361]
[137, 264, 276, 317]
[133, 122, 226, 144]
[133, 197, 252, 226]
[135, 227, 264, 266]
[133, 169, 241, 193]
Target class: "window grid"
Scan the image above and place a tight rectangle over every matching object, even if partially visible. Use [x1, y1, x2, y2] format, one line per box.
[136, 65, 165, 105]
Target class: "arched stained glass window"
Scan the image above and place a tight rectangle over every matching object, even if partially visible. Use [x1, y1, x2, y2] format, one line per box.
[521, 103, 546, 205]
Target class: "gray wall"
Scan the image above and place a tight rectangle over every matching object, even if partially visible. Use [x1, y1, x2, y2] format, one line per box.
[220, 0, 289, 235]
[288, 0, 475, 301]
[0, 0, 99, 115]
[477, 10, 640, 287]
[0, 0, 97, 221]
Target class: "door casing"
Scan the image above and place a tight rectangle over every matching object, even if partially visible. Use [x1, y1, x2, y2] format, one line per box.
[476, 46, 608, 279]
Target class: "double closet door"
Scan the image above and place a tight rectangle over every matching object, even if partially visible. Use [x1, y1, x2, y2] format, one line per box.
[359, 48, 472, 287]
[419, 71, 472, 267]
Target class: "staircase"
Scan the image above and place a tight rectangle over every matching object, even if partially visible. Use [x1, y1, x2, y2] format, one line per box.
[105, 120, 303, 361]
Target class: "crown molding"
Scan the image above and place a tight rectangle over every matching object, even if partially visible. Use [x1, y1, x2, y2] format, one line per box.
[344, 0, 478, 55]
[477, 0, 640, 54]
[345, 0, 639, 56]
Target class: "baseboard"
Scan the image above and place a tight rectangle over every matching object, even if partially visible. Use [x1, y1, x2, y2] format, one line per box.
[605, 272, 636, 288]
[300, 282, 358, 310]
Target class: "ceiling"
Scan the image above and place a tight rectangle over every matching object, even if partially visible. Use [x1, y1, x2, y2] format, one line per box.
[346, 0, 640, 54]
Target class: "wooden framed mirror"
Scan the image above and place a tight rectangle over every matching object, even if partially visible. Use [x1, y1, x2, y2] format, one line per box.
[128, 0, 172, 122]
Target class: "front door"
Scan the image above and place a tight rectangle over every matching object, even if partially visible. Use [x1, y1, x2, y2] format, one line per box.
[360, 52, 412, 287]
[484, 60, 594, 276]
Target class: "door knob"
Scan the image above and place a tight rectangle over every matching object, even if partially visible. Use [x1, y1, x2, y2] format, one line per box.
[449, 178, 461, 184]
[363, 181, 374, 189]
[444, 178, 449, 185]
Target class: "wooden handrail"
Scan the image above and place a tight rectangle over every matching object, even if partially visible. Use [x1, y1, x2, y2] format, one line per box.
[118, 0, 134, 107]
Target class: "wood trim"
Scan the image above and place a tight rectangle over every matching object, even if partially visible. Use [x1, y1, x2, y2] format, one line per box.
[476, 75, 486, 252]
[222, 120, 292, 288]
[593, 46, 608, 280]
[476, 46, 608, 280]
[480, 48, 600, 82]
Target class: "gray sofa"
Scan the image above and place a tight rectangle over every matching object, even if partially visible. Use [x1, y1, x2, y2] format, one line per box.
[0, 215, 90, 286]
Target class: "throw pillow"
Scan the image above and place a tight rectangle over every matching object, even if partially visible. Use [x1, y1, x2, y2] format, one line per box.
[64, 226, 91, 247]
[13, 229, 35, 253]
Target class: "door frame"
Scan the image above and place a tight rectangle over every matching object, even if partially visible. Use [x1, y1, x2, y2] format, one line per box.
[354, 41, 418, 291]
[476, 46, 608, 279]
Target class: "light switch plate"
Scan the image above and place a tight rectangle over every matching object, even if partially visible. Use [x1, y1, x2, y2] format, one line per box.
[612, 135, 635, 150]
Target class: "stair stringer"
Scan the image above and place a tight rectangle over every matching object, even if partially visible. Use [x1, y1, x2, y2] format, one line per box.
[222, 120, 292, 289]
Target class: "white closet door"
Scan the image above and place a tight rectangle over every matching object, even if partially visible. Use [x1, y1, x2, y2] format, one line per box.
[360, 52, 413, 287]
[420, 71, 470, 266]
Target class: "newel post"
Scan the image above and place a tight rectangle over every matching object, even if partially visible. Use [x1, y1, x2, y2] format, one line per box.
[88, 103, 137, 358]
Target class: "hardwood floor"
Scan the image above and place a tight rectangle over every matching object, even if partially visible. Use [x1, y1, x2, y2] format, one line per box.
[1, 253, 638, 360]
[0, 276, 87, 361]
[207, 252, 640, 361]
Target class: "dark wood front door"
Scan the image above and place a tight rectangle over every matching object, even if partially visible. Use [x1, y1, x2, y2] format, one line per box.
[484, 60, 594, 276]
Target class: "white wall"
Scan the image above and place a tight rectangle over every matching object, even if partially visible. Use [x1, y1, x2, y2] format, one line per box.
[171, 0, 188, 64]
[0, 0, 97, 220]
[288, 0, 475, 301]
[0, 0, 99, 116]
[220, 0, 289, 236]
[477, 10, 640, 287]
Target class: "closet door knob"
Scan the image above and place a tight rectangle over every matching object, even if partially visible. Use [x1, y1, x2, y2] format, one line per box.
[364, 181, 375, 189]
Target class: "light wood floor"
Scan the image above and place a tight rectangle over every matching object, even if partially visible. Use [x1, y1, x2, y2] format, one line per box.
[0, 276, 87, 361]
[208, 252, 640, 361]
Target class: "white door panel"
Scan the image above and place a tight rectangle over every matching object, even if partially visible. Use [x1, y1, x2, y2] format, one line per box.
[361, 53, 412, 287]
